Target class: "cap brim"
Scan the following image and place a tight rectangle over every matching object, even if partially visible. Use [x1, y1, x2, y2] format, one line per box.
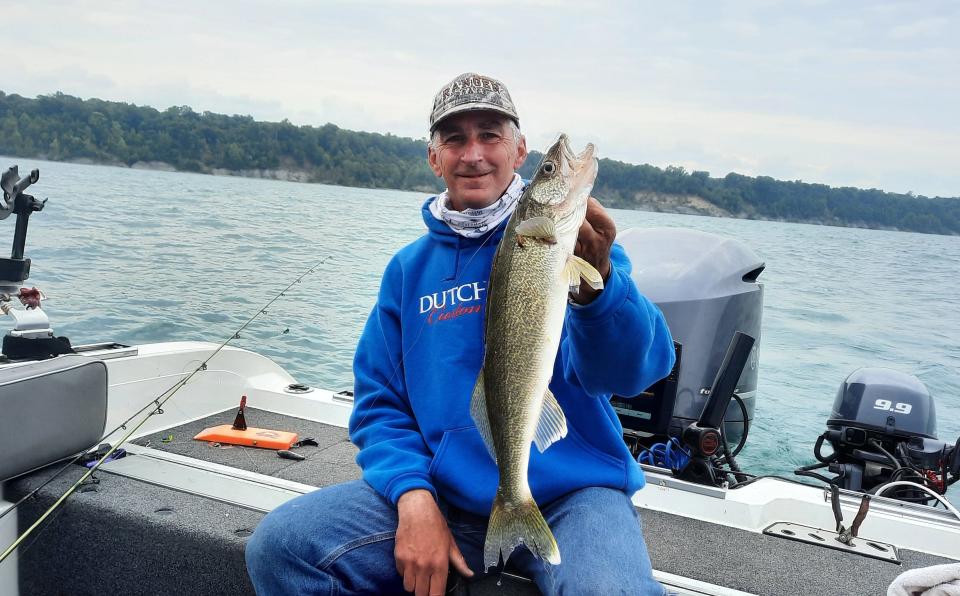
[430, 103, 519, 131]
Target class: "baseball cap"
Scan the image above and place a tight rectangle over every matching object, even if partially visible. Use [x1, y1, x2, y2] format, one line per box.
[429, 73, 519, 132]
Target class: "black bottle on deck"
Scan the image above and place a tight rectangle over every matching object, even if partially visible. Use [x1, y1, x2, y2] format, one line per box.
[232, 395, 248, 431]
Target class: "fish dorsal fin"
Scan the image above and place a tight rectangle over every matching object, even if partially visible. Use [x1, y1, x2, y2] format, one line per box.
[516, 216, 557, 242]
[533, 387, 567, 453]
[563, 254, 604, 294]
[470, 371, 497, 463]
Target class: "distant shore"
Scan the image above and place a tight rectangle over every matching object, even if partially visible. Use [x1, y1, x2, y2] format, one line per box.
[48, 156, 911, 233]
[1, 89, 955, 234]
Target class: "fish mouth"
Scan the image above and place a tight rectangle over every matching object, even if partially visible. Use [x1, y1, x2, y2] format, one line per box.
[543, 134, 597, 184]
[557, 134, 596, 176]
[534, 134, 598, 209]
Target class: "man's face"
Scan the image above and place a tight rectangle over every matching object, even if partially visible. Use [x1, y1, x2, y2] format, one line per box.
[427, 111, 528, 211]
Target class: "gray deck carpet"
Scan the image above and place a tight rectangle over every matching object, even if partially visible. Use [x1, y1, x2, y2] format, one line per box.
[134, 407, 361, 488]
[7, 465, 262, 595]
[5, 408, 956, 595]
[641, 508, 951, 595]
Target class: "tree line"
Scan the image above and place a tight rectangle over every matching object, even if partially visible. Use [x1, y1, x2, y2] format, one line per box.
[1, 91, 957, 235]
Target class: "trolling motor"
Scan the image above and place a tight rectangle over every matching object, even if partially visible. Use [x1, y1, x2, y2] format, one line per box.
[797, 368, 960, 508]
[0, 165, 73, 360]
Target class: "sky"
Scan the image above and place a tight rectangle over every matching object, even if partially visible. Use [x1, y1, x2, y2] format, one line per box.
[4, 0, 959, 197]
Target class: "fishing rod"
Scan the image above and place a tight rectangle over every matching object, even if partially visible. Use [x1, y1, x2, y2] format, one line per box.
[0, 257, 329, 565]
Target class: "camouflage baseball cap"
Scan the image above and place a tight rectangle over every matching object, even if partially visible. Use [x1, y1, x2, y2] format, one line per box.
[429, 73, 519, 132]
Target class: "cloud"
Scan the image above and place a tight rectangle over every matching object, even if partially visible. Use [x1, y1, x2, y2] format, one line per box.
[890, 17, 949, 39]
[4, 0, 959, 196]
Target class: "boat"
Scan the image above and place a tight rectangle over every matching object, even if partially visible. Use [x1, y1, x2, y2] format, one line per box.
[1, 163, 958, 595]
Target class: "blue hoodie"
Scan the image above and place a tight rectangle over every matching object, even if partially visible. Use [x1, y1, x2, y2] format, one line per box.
[349, 196, 675, 515]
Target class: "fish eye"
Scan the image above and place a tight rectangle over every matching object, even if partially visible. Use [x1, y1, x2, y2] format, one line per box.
[541, 161, 556, 175]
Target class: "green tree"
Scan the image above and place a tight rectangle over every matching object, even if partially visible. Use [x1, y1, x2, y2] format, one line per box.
[0, 90, 957, 235]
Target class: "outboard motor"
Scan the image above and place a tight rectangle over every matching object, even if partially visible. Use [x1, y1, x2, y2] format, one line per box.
[798, 367, 960, 505]
[612, 228, 764, 445]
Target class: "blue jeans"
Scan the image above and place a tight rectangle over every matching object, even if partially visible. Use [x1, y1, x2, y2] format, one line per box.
[246, 480, 665, 596]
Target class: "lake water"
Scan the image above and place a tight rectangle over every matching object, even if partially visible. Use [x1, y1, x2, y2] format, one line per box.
[4, 155, 959, 505]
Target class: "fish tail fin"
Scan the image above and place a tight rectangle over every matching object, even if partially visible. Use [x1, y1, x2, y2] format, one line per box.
[484, 493, 560, 570]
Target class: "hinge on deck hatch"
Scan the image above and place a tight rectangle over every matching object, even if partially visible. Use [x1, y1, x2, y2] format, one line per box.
[763, 486, 899, 564]
[763, 522, 900, 564]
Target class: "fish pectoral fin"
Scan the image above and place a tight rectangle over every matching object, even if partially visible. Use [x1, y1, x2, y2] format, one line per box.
[469, 372, 497, 463]
[533, 387, 568, 453]
[565, 258, 582, 294]
[515, 216, 557, 244]
[563, 254, 604, 294]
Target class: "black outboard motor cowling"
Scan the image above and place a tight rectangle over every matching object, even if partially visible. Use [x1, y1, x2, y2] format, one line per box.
[801, 367, 960, 504]
[828, 367, 936, 441]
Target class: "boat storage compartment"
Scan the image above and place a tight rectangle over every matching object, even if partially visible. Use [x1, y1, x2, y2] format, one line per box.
[0, 355, 107, 481]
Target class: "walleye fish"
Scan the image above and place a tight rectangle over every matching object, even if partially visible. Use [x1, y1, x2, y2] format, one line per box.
[470, 134, 602, 569]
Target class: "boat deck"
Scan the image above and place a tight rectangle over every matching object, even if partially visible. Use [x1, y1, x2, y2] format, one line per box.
[7, 408, 955, 595]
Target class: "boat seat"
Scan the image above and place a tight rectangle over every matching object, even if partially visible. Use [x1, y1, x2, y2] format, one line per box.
[0, 355, 107, 482]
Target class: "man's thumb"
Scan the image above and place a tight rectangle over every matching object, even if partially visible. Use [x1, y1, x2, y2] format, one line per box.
[449, 542, 474, 577]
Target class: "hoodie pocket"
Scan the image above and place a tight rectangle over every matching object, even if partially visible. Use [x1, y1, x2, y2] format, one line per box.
[428, 426, 468, 476]
[526, 418, 631, 501]
[428, 426, 499, 513]
[565, 422, 625, 469]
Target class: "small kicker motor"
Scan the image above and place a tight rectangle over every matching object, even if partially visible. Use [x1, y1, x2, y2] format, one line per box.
[797, 367, 960, 506]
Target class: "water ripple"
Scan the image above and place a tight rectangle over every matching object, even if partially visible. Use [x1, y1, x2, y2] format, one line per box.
[5, 155, 959, 503]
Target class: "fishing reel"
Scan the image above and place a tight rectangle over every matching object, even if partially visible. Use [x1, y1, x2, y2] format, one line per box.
[796, 368, 960, 507]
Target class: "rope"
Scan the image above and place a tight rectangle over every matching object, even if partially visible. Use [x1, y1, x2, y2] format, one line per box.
[637, 437, 691, 472]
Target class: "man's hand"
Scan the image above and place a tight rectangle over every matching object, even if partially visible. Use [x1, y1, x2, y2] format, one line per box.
[571, 197, 616, 305]
[396, 489, 474, 596]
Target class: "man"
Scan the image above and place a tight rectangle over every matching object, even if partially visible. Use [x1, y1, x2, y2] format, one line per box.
[246, 73, 676, 596]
